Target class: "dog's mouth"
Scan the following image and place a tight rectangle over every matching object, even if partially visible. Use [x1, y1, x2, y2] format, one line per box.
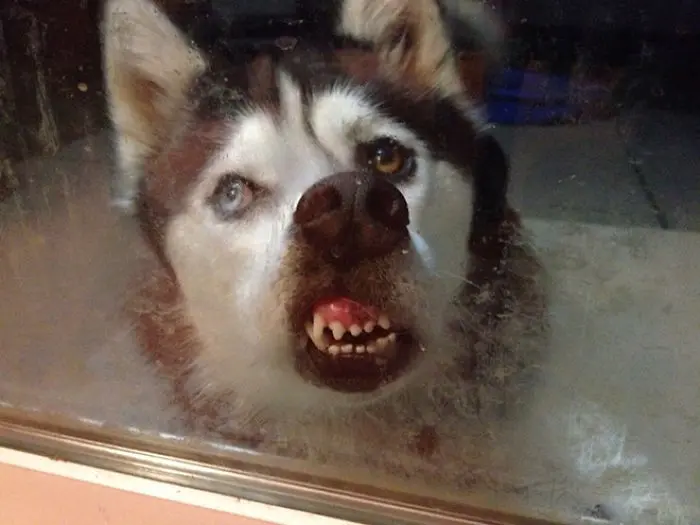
[300, 297, 421, 393]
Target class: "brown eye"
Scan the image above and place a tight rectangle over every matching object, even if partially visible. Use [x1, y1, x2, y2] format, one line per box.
[209, 174, 256, 220]
[362, 137, 415, 180]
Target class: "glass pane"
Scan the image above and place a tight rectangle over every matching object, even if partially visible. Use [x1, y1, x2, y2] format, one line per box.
[1, 0, 698, 523]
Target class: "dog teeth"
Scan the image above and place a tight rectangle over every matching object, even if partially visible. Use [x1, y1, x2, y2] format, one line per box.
[305, 322, 329, 351]
[307, 307, 399, 357]
[329, 321, 346, 340]
[349, 324, 363, 337]
[305, 325, 399, 358]
[312, 313, 326, 342]
[375, 333, 398, 354]
[377, 314, 391, 330]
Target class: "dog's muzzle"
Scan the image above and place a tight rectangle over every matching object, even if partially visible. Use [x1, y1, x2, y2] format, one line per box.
[292, 172, 422, 393]
[293, 171, 410, 268]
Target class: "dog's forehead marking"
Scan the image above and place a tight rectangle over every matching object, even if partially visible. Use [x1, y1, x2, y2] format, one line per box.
[200, 111, 331, 196]
[198, 76, 386, 194]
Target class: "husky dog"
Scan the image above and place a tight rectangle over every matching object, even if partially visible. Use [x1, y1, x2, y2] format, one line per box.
[102, 0, 546, 446]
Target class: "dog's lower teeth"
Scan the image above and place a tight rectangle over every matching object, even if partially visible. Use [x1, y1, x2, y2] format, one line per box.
[305, 322, 401, 359]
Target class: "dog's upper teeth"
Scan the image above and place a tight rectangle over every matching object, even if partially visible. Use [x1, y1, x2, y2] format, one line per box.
[307, 308, 399, 356]
[305, 323, 399, 358]
[306, 322, 329, 351]
[349, 324, 363, 337]
[313, 312, 327, 341]
[329, 321, 346, 340]
[377, 314, 391, 330]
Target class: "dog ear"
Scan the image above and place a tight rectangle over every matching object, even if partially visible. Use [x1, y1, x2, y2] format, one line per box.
[335, 0, 502, 97]
[102, 0, 207, 210]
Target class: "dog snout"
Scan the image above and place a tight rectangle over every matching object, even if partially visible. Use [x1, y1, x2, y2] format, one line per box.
[293, 171, 409, 264]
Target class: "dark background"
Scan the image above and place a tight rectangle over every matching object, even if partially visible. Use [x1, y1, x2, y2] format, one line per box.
[1, 0, 699, 199]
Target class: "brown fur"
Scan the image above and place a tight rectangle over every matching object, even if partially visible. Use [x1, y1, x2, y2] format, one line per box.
[143, 120, 227, 215]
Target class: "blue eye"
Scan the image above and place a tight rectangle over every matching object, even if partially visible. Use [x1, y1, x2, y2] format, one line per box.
[209, 174, 255, 220]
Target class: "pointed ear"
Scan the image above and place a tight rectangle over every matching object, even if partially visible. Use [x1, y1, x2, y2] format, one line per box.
[336, 0, 502, 97]
[102, 0, 207, 210]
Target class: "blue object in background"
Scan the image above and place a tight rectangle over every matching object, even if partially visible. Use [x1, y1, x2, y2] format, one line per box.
[486, 68, 578, 125]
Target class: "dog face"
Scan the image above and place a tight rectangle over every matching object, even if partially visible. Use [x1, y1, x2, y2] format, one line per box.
[103, 0, 500, 415]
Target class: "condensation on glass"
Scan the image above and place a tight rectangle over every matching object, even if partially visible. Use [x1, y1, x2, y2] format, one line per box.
[0, 1, 698, 524]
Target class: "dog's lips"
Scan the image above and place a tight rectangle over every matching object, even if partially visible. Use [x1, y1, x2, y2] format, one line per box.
[300, 296, 420, 393]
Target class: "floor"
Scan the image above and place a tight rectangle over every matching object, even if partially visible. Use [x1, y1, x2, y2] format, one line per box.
[492, 110, 700, 231]
[1, 112, 699, 525]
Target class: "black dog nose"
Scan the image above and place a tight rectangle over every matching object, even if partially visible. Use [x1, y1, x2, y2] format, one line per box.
[293, 171, 409, 264]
